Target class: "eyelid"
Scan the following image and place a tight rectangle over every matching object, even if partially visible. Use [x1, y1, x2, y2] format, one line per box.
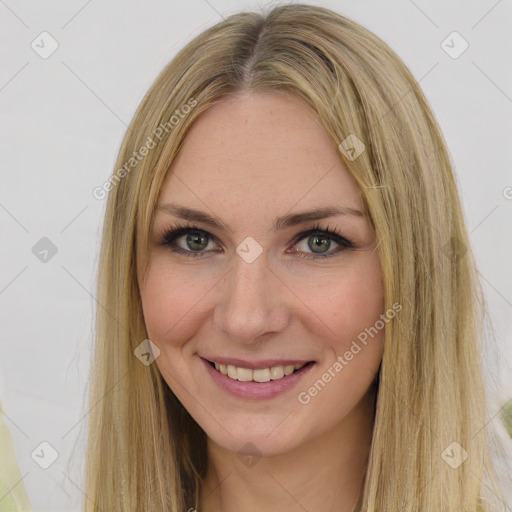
[290, 224, 353, 247]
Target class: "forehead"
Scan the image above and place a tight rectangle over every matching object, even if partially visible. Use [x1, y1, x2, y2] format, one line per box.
[157, 92, 363, 214]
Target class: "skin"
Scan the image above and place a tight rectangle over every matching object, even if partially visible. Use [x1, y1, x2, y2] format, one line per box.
[138, 92, 384, 512]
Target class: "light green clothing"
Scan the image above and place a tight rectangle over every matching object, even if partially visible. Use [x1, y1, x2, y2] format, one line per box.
[0, 402, 33, 512]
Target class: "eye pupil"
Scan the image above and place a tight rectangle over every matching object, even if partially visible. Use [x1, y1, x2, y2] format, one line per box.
[187, 231, 208, 251]
[308, 235, 330, 253]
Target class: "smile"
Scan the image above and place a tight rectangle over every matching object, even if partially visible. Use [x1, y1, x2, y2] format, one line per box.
[201, 357, 316, 399]
[209, 361, 307, 382]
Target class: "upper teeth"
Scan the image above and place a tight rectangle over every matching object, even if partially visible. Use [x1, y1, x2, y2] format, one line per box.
[213, 362, 306, 382]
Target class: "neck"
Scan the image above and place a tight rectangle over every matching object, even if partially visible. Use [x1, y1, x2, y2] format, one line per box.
[199, 389, 375, 512]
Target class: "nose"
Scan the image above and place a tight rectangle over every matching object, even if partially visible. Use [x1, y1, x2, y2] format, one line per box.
[213, 250, 290, 344]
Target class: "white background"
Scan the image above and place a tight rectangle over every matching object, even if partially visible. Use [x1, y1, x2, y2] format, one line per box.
[1, 0, 511, 510]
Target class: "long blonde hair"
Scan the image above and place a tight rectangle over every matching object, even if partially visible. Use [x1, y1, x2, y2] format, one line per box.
[84, 3, 508, 510]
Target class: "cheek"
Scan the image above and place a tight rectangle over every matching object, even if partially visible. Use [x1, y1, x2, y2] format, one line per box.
[336, 265, 384, 336]
[139, 262, 210, 348]
[294, 264, 384, 414]
[139, 265, 210, 392]
[335, 265, 384, 363]
[293, 255, 384, 347]
[292, 256, 385, 404]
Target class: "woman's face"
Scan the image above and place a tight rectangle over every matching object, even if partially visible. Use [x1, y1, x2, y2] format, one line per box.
[138, 92, 384, 457]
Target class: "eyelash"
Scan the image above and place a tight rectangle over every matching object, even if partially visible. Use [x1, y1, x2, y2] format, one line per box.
[157, 222, 355, 260]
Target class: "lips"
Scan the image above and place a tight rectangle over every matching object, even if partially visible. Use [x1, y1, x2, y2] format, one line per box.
[201, 355, 316, 384]
[201, 357, 316, 399]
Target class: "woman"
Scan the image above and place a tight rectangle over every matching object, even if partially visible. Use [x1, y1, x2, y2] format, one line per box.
[84, 3, 510, 511]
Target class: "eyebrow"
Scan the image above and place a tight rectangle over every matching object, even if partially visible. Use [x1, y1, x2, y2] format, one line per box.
[155, 203, 365, 233]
